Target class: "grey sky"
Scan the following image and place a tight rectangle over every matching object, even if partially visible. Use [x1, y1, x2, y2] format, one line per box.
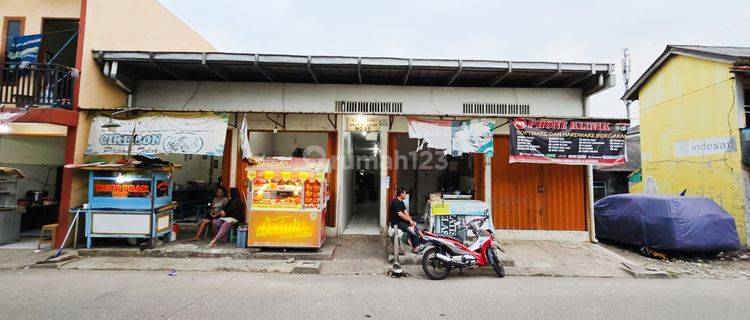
[158, 0, 750, 122]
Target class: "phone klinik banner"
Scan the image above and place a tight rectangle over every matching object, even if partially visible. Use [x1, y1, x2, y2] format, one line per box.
[509, 118, 629, 166]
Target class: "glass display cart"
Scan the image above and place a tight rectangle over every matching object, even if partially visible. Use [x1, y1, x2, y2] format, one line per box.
[246, 157, 330, 249]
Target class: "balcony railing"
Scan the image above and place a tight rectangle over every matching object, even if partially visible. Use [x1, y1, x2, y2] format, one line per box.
[0, 62, 74, 109]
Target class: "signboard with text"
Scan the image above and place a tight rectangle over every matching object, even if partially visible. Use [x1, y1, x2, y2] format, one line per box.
[86, 113, 228, 156]
[248, 210, 324, 248]
[509, 118, 629, 166]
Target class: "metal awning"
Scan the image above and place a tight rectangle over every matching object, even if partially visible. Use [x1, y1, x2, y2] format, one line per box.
[93, 51, 614, 94]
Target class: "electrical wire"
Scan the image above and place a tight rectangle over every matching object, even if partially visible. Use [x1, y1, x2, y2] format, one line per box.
[4, 27, 79, 40]
[639, 77, 734, 114]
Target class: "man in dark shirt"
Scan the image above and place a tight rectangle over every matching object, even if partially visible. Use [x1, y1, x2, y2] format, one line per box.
[390, 188, 422, 253]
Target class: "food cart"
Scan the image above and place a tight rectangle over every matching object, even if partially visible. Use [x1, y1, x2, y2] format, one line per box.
[73, 164, 177, 248]
[430, 198, 490, 242]
[246, 157, 329, 249]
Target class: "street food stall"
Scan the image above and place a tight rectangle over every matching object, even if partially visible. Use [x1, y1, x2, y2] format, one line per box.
[246, 157, 330, 249]
[67, 159, 177, 248]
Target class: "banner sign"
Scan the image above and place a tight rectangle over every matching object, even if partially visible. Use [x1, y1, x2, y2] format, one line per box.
[86, 113, 229, 156]
[408, 117, 495, 156]
[509, 118, 629, 166]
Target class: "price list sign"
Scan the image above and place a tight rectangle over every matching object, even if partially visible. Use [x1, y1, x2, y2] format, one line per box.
[509, 118, 629, 166]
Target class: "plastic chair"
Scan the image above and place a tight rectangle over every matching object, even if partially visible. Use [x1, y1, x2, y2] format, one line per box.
[193, 204, 209, 223]
[38, 223, 58, 249]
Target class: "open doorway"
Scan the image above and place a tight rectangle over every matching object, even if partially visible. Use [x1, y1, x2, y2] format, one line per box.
[390, 133, 482, 222]
[343, 131, 381, 235]
[40, 18, 79, 67]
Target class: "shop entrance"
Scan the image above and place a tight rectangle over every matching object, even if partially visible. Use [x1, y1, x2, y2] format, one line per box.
[388, 133, 484, 222]
[491, 136, 586, 231]
[343, 131, 381, 235]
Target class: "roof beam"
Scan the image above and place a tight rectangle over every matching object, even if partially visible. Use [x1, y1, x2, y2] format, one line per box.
[446, 60, 463, 86]
[489, 61, 512, 86]
[565, 64, 597, 88]
[307, 56, 318, 84]
[403, 59, 412, 85]
[534, 63, 562, 87]
[201, 53, 230, 81]
[149, 53, 184, 80]
[254, 54, 274, 82]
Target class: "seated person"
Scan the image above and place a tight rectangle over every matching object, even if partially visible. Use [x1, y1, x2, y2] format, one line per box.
[390, 188, 423, 253]
[188, 186, 228, 242]
[207, 187, 245, 247]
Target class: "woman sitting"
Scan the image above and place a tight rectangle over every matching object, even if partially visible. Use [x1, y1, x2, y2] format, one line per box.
[207, 187, 245, 247]
[188, 186, 228, 242]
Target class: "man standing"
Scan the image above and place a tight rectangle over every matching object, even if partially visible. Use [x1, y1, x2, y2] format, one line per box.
[390, 188, 422, 253]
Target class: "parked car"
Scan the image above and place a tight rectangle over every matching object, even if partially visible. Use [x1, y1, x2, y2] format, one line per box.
[595, 194, 740, 254]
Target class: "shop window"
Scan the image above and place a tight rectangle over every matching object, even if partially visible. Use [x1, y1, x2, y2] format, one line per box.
[2, 17, 24, 84]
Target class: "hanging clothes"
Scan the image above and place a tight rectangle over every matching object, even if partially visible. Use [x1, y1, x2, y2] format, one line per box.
[6, 34, 42, 68]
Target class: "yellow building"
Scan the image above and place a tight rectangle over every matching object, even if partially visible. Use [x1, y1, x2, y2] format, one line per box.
[1, 0, 215, 247]
[623, 45, 750, 246]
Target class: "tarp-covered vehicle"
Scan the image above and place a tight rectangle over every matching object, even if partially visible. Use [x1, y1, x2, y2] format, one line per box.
[595, 194, 740, 253]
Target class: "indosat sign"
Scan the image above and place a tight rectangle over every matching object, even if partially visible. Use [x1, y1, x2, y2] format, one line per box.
[86, 113, 229, 156]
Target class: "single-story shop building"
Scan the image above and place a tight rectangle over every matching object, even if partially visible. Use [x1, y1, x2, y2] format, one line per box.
[69, 51, 618, 243]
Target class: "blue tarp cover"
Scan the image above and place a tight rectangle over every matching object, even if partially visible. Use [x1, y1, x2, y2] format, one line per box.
[595, 194, 740, 252]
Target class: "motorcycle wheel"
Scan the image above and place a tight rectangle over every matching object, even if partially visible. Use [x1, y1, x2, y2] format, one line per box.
[486, 247, 506, 278]
[421, 247, 451, 280]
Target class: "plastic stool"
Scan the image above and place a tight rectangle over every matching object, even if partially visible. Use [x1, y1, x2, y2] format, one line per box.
[38, 223, 58, 249]
[228, 225, 237, 243]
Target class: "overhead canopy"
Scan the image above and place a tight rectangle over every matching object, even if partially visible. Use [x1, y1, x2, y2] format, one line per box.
[93, 50, 614, 93]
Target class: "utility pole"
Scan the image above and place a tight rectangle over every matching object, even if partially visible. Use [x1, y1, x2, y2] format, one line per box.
[622, 49, 632, 120]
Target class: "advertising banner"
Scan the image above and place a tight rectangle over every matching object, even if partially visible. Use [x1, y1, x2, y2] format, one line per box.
[407, 117, 495, 156]
[509, 118, 629, 165]
[86, 113, 228, 156]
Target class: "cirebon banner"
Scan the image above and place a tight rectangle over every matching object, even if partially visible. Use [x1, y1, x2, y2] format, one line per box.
[86, 113, 229, 156]
[509, 117, 629, 166]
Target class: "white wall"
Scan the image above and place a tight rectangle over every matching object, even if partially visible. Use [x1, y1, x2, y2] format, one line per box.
[248, 131, 328, 157]
[0, 136, 66, 199]
[337, 130, 355, 234]
[134, 81, 585, 117]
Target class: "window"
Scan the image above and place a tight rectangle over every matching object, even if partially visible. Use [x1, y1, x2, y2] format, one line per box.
[744, 88, 750, 106]
[2, 17, 25, 63]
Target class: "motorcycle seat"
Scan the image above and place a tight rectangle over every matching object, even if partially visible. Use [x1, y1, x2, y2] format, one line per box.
[430, 233, 463, 243]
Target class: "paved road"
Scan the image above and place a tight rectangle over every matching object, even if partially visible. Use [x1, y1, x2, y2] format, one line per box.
[1, 269, 748, 320]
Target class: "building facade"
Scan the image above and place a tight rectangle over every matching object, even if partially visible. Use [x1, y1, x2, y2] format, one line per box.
[1, 0, 216, 246]
[624, 45, 750, 246]
[3, 0, 618, 247]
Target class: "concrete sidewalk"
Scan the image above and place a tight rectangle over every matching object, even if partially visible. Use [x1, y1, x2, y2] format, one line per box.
[396, 240, 635, 278]
[1, 237, 661, 279]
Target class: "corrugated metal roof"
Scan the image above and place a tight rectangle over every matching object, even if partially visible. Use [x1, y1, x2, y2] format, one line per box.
[623, 45, 750, 101]
[93, 50, 614, 93]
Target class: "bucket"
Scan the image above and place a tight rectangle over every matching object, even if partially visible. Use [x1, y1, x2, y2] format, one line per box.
[236, 225, 248, 248]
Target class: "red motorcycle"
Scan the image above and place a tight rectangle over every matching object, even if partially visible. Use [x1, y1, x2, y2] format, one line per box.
[420, 216, 505, 280]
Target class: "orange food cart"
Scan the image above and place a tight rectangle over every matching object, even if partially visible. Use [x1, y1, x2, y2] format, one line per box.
[246, 157, 329, 249]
